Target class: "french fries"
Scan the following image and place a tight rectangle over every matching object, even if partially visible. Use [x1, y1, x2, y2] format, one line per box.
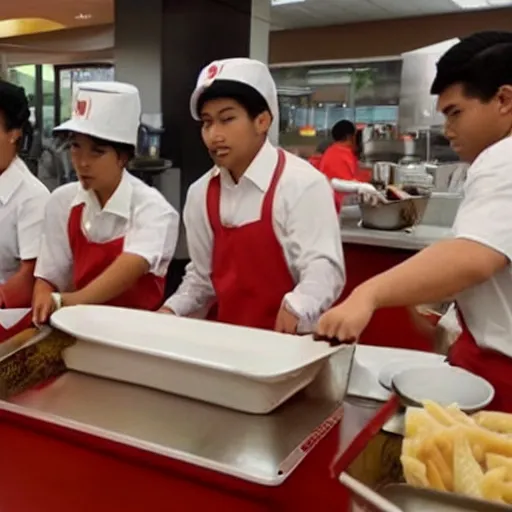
[401, 400, 512, 504]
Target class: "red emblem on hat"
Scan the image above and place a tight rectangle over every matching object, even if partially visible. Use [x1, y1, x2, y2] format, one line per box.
[207, 64, 219, 80]
[74, 97, 91, 119]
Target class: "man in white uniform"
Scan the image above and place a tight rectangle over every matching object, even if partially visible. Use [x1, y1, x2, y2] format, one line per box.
[0, 81, 49, 340]
[162, 58, 345, 334]
[317, 31, 512, 412]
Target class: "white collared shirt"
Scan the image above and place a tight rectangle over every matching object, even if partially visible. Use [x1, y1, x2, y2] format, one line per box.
[453, 137, 512, 357]
[0, 157, 49, 284]
[165, 140, 346, 332]
[35, 171, 179, 292]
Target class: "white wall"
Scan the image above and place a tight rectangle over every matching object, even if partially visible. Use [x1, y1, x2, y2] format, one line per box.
[250, 0, 270, 63]
[114, 0, 162, 115]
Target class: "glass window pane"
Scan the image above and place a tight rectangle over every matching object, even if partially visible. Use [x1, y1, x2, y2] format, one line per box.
[8, 65, 36, 123]
[272, 60, 402, 158]
[42, 64, 55, 142]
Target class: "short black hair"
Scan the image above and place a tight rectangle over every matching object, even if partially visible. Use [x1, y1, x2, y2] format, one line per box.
[69, 132, 135, 161]
[331, 120, 356, 142]
[431, 31, 512, 100]
[197, 80, 270, 120]
[0, 80, 30, 131]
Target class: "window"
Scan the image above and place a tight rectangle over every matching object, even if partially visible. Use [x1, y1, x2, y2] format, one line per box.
[271, 59, 402, 156]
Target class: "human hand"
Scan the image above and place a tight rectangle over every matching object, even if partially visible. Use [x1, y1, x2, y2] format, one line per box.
[32, 291, 57, 326]
[275, 306, 299, 334]
[357, 183, 387, 206]
[316, 290, 376, 343]
[158, 306, 175, 315]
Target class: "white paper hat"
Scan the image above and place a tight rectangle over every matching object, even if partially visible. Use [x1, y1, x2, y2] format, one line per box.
[190, 58, 280, 146]
[54, 81, 141, 146]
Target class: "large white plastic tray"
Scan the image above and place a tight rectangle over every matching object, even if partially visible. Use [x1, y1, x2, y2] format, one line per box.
[51, 305, 348, 414]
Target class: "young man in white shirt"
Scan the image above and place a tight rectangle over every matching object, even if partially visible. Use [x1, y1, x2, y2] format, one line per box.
[161, 58, 345, 334]
[317, 31, 512, 412]
[32, 82, 179, 324]
[0, 81, 49, 341]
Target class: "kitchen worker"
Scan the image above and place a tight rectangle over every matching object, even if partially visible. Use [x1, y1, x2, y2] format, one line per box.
[317, 31, 512, 412]
[0, 81, 49, 341]
[308, 139, 331, 169]
[32, 82, 179, 324]
[318, 120, 359, 212]
[161, 58, 345, 334]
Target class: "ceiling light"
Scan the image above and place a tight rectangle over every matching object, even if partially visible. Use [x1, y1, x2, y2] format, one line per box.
[452, 0, 488, 7]
[75, 13, 92, 20]
[452, 0, 512, 7]
[271, 0, 306, 6]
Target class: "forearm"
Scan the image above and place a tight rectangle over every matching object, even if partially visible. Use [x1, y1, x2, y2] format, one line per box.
[64, 253, 149, 306]
[164, 266, 216, 316]
[355, 239, 506, 309]
[285, 258, 345, 332]
[0, 261, 36, 308]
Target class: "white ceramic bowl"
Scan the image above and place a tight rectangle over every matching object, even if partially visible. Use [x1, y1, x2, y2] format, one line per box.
[378, 360, 447, 391]
[392, 365, 495, 413]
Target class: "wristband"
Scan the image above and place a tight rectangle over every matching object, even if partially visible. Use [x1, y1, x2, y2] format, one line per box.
[51, 293, 63, 311]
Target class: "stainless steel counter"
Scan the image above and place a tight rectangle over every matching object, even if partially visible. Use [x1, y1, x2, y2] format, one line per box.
[341, 221, 452, 251]
[1, 371, 352, 486]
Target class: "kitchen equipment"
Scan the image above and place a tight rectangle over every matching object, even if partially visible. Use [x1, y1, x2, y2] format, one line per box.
[137, 122, 164, 159]
[372, 160, 434, 189]
[381, 484, 512, 511]
[347, 345, 446, 402]
[0, 327, 349, 498]
[360, 195, 430, 230]
[399, 39, 459, 132]
[51, 305, 354, 414]
[372, 161, 397, 186]
[392, 365, 494, 413]
[344, 481, 512, 511]
[378, 360, 447, 391]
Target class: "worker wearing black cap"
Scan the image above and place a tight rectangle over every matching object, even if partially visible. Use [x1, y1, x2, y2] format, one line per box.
[0, 80, 49, 341]
[162, 58, 345, 334]
[317, 31, 512, 412]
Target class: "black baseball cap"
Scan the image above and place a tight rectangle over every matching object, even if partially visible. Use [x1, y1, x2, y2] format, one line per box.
[0, 80, 30, 130]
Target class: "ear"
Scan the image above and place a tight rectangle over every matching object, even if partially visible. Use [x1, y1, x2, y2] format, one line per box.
[497, 85, 512, 115]
[8, 128, 22, 145]
[117, 151, 131, 169]
[254, 111, 272, 136]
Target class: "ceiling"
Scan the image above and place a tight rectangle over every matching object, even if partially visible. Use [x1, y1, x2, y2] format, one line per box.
[0, 0, 113, 29]
[270, 0, 510, 30]
[0, 0, 510, 36]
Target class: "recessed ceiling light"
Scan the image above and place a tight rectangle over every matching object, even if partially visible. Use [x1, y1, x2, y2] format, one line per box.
[75, 13, 92, 20]
[271, 0, 306, 6]
[452, 0, 512, 7]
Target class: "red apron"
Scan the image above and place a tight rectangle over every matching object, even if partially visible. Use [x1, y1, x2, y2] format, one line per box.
[206, 149, 295, 330]
[0, 310, 33, 344]
[68, 203, 165, 311]
[448, 308, 512, 413]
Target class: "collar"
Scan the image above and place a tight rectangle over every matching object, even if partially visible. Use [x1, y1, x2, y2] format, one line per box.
[334, 142, 355, 154]
[71, 170, 133, 219]
[212, 139, 279, 192]
[0, 157, 26, 205]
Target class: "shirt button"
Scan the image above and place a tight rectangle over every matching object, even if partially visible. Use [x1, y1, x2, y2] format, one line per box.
[84, 221, 92, 232]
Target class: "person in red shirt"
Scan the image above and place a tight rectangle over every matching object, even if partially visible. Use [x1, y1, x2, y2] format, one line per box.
[308, 139, 332, 169]
[318, 120, 358, 212]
